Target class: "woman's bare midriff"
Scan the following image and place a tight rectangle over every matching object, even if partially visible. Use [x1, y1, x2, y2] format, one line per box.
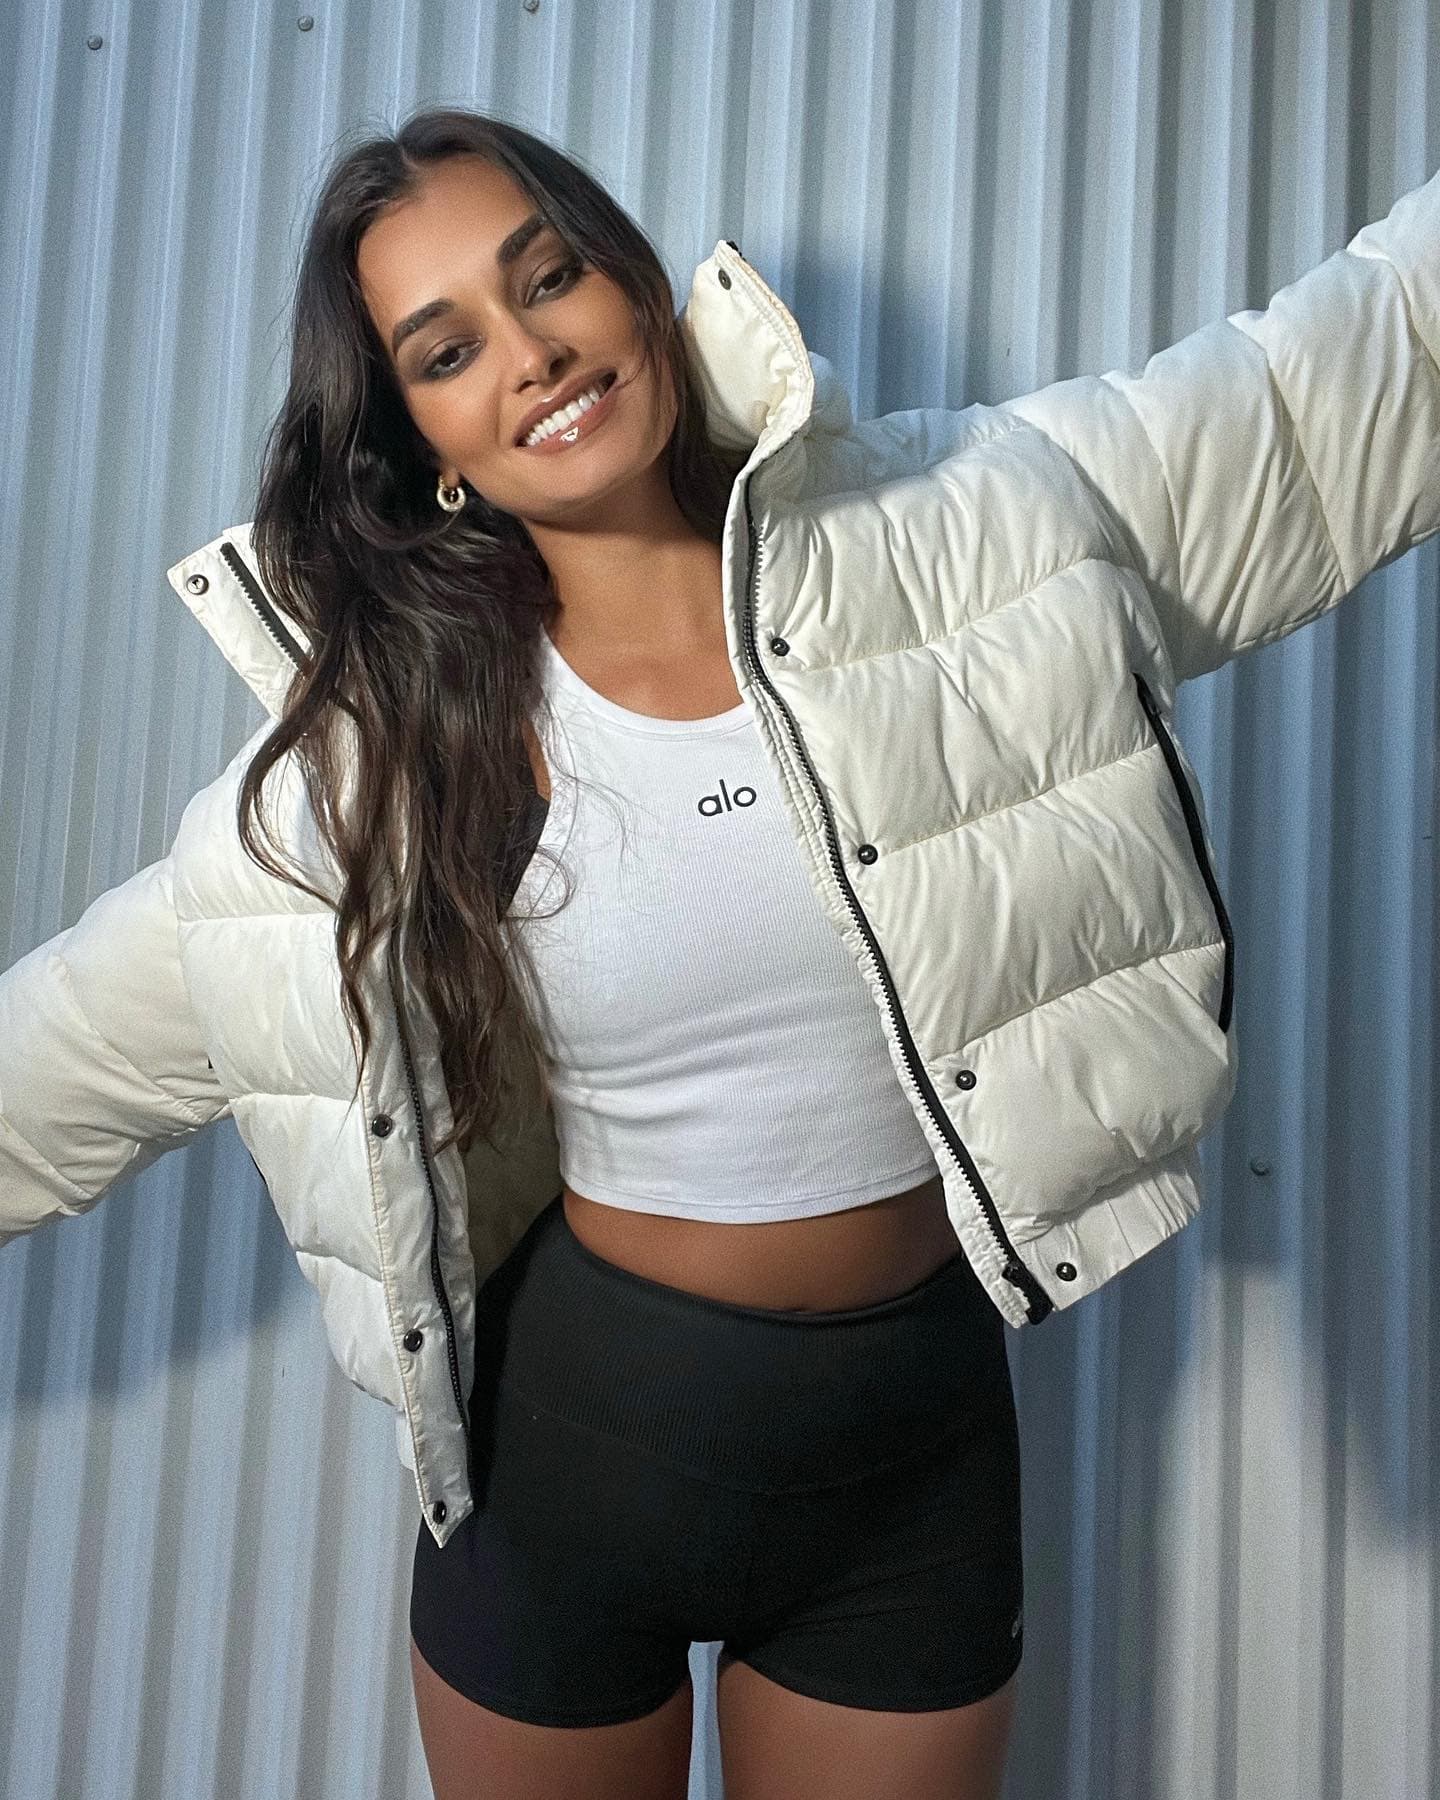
[561, 1172, 962, 1311]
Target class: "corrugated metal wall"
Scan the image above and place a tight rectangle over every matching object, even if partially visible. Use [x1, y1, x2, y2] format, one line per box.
[1, 3, 1436, 1796]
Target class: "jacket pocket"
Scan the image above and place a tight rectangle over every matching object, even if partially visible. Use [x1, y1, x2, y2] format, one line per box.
[1132, 672, 1236, 1033]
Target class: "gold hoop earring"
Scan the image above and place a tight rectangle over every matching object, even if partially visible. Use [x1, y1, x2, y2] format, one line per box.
[436, 477, 465, 513]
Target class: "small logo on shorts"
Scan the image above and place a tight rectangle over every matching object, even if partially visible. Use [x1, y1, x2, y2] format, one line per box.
[1010, 1607, 1022, 1638]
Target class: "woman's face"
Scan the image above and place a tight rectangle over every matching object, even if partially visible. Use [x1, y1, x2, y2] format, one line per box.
[357, 155, 677, 530]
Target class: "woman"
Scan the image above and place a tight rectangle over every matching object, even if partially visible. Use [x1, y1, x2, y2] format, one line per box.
[2, 107, 1436, 1800]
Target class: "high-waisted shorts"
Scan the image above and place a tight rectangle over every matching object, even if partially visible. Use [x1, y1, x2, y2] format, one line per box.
[410, 1190, 1024, 1726]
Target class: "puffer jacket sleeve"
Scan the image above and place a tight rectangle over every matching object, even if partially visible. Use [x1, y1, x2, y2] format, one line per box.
[1000, 164, 1440, 685]
[0, 849, 232, 1247]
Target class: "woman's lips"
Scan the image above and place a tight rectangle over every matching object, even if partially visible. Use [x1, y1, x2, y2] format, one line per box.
[516, 371, 621, 454]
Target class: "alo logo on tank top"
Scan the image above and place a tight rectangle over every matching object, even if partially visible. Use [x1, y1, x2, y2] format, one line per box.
[696, 777, 756, 816]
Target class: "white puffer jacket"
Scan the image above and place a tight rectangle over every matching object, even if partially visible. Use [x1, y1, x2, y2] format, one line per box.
[3, 174, 1438, 1547]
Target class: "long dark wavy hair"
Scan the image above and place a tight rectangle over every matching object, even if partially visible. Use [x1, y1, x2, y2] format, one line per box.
[237, 107, 746, 1161]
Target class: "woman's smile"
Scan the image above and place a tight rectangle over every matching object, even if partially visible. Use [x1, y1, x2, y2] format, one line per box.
[516, 369, 623, 455]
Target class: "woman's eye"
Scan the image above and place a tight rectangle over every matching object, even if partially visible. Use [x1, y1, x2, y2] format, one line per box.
[533, 259, 583, 300]
[419, 262, 583, 379]
[422, 343, 470, 379]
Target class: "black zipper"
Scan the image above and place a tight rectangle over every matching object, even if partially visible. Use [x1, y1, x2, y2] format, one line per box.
[218, 537, 470, 1443]
[217, 540, 311, 670]
[1133, 672, 1236, 1032]
[738, 477, 1054, 1324]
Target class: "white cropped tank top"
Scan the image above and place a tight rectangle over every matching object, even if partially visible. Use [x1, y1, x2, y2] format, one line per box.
[503, 627, 939, 1221]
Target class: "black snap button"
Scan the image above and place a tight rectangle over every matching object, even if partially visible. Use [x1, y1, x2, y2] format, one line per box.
[857, 843, 877, 864]
[371, 1113, 394, 1138]
[717, 268, 732, 289]
[954, 1069, 976, 1090]
[770, 636, 789, 655]
[185, 573, 209, 594]
[1056, 1261, 1077, 1281]
[402, 1328, 423, 1352]
[431, 1499, 447, 1524]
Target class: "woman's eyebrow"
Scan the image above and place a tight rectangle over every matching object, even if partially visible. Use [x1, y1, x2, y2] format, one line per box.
[389, 212, 550, 357]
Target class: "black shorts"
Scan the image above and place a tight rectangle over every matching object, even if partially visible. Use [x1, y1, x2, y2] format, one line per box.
[410, 1191, 1023, 1725]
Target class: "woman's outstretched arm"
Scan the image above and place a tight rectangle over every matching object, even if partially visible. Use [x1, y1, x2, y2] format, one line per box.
[0, 848, 232, 1247]
[1000, 164, 1440, 684]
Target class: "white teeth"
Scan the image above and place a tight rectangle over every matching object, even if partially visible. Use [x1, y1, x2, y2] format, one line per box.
[522, 379, 609, 446]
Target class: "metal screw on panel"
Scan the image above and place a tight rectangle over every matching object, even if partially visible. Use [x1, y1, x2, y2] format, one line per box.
[298, 15, 314, 28]
[523, 0, 540, 11]
[87, 35, 103, 48]
[1248, 1156, 1271, 1177]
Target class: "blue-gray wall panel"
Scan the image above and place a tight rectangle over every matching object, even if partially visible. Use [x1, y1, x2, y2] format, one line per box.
[1, 4, 1436, 1796]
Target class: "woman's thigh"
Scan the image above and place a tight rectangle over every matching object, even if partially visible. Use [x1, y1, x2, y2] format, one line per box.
[410, 1632, 695, 1800]
[716, 1656, 1018, 1800]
